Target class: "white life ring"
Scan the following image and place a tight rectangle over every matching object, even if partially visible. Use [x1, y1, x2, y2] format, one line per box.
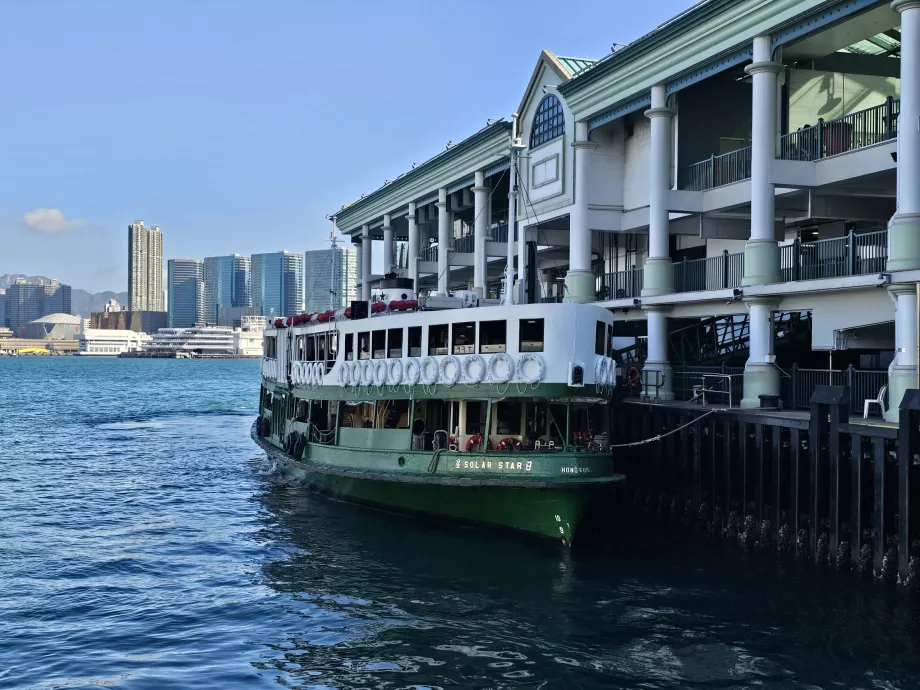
[361, 359, 374, 386]
[298, 361, 306, 386]
[338, 361, 351, 387]
[464, 354, 486, 384]
[488, 352, 514, 383]
[387, 358, 403, 386]
[595, 357, 608, 387]
[404, 358, 421, 385]
[314, 362, 326, 387]
[606, 357, 617, 386]
[517, 353, 546, 384]
[290, 361, 298, 385]
[374, 359, 388, 387]
[439, 355, 462, 386]
[420, 356, 439, 385]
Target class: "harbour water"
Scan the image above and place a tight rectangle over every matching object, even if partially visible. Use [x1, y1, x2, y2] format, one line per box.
[4, 357, 920, 689]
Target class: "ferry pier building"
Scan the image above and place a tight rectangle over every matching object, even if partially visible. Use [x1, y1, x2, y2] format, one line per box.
[333, 0, 920, 422]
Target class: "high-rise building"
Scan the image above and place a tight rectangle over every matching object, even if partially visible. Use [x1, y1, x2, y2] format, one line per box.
[203, 255, 251, 324]
[128, 220, 164, 311]
[167, 259, 204, 328]
[251, 251, 303, 317]
[0, 289, 7, 329]
[5, 280, 72, 331]
[303, 247, 357, 312]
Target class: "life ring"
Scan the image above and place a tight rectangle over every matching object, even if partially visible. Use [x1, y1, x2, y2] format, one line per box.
[374, 359, 388, 387]
[420, 356, 439, 385]
[497, 437, 522, 452]
[404, 358, 421, 385]
[465, 434, 492, 452]
[464, 354, 486, 384]
[361, 359, 375, 386]
[338, 361, 351, 387]
[516, 353, 546, 384]
[606, 357, 617, 386]
[290, 362, 299, 385]
[439, 355, 462, 386]
[387, 358, 403, 386]
[595, 357, 609, 387]
[488, 352, 514, 383]
[627, 366, 641, 393]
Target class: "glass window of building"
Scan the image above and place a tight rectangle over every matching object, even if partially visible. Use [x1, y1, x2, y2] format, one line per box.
[530, 95, 565, 148]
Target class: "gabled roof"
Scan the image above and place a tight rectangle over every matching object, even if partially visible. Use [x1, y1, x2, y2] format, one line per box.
[517, 50, 598, 122]
[556, 55, 598, 77]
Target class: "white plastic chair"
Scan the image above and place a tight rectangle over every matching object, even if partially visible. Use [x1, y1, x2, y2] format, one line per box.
[864, 384, 888, 419]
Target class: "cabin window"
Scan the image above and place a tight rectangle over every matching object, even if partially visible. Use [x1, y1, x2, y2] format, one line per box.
[465, 401, 486, 435]
[408, 326, 422, 357]
[317, 333, 326, 362]
[378, 399, 410, 429]
[496, 401, 522, 436]
[428, 324, 449, 356]
[372, 330, 386, 359]
[307, 335, 317, 361]
[328, 331, 338, 363]
[479, 320, 506, 353]
[595, 321, 606, 355]
[342, 401, 375, 429]
[452, 322, 476, 355]
[607, 324, 613, 358]
[345, 333, 354, 360]
[387, 328, 403, 358]
[358, 331, 370, 360]
[519, 318, 544, 352]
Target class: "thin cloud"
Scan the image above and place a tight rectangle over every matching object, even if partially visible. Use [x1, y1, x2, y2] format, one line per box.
[23, 208, 86, 235]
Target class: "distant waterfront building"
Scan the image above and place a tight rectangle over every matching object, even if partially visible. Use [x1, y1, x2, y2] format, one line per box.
[103, 298, 121, 313]
[167, 259, 204, 328]
[0, 289, 7, 328]
[142, 325, 236, 355]
[6, 280, 72, 332]
[23, 313, 81, 340]
[304, 247, 357, 312]
[217, 305, 261, 328]
[89, 309, 168, 334]
[77, 329, 150, 356]
[128, 220, 164, 312]
[251, 251, 303, 318]
[203, 254, 251, 323]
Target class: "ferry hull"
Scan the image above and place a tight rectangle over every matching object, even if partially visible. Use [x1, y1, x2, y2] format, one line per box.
[252, 424, 618, 544]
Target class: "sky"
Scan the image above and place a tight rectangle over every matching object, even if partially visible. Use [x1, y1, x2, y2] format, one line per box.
[0, 0, 695, 294]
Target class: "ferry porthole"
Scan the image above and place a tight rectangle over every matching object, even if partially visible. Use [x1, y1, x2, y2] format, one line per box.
[420, 357, 439, 385]
[439, 355, 461, 386]
[488, 352, 514, 383]
[464, 354, 486, 384]
[398, 456, 406, 467]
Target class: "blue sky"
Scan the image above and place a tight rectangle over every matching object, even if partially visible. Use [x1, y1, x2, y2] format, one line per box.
[0, 0, 694, 293]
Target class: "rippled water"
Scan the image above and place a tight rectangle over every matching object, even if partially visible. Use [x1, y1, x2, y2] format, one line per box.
[3, 357, 920, 689]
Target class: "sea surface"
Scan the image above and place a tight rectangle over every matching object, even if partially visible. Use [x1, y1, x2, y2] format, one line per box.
[3, 357, 920, 689]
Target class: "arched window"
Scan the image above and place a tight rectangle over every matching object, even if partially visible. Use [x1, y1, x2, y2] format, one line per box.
[530, 94, 565, 148]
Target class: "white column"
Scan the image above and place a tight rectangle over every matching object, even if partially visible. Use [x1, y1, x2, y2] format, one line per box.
[888, 1, 920, 271]
[436, 187, 449, 296]
[642, 84, 676, 297]
[740, 297, 780, 408]
[472, 171, 488, 298]
[886, 284, 918, 421]
[565, 120, 598, 303]
[407, 202, 418, 290]
[361, 224, 372, 301]
[642, 306, 673, 400]
[382, 213, 394, 275]
[742, 35, 783, 286]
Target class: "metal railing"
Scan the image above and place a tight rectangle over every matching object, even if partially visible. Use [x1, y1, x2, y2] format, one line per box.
[420, 245, 438, 262]
[452, 233, 475, 253]
[781, 365, 887, 416]
[671, 364, 744, 403]
[779, 97, 900, 161]
[488, 223, 511, 243]
[600, 268, 644, 300]
[679, 147, 752, 191]
[674, 250, 745, 293]
[780, 229, 887, 282]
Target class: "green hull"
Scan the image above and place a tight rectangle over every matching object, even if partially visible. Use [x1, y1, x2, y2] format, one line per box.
[252, 423, 621, 544]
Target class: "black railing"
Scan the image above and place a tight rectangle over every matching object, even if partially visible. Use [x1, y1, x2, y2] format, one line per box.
[600, 268, 644, 300]
[679, 147, 752, 191]
[780, 229, 888, 282]
[780, 365, 887, 416]
[674, 250, 745, 293]
[779, 97, 900, 161]
[452, 233, 475, 253]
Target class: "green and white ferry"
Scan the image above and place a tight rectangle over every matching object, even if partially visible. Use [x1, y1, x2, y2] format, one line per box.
[252, 279, 624, 545]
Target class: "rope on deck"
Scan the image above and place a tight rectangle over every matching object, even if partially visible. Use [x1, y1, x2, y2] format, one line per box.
[608, 408, 727, 448]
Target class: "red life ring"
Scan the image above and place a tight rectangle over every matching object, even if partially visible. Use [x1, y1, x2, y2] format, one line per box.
[465, 434, 493, 453]
[498, 437, 522, 452]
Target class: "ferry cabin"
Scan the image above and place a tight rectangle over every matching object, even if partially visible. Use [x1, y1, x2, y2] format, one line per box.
[260, 301, 618, 456]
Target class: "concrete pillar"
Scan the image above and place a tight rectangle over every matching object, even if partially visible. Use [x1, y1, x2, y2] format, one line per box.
[361, 224, 372, 301]
[888, 1, 920, 271]
[742, 35, 783, 286]
[643, 85, 676, 297]
[886, 284, 918, 421]
[437, 187, 449, 296]
[472, 171, 488, 298]
[642, 306, 674, 400]
[565, 121, 598, 303]
[382, 213, 394, 275]
[407, 202, 418, 289]
[741, 297, 780, 408]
